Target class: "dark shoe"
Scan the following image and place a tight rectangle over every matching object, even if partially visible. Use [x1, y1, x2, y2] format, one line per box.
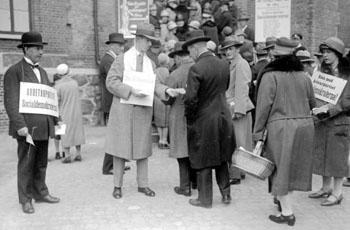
[222, 194, 231, 204]
[62, 156, 72, 164]
[174, 186, 191, 196]
[163, 143, 170, 149]
[138, 187, 156, 197]
[321, 194, 343, 206]
[191, 183, 197, 190]
[124, 166, 131, 171]
[22, 201, 34, 214]
[36, 194, 60, 203]
[112, 187, 122, 199]
[308, 189, 332, 199]
[343, 178, 350, 187]
[229, 178, 241, 185]
[55, 152, 61, 159]
[189, 199, 212, 208]
[62, 152, 65, 158]
[74, 155, 82, 161]
[269, 214, 296, 226]
[103, 170, 113, 175]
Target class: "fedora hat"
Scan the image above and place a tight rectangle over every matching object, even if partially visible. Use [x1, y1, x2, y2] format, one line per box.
[105, 33, 125, 44]
[263, 36, 277, 50]
[319, 36, 345, 56]
[17, 31, 48, 48]
[270, 37, 298, 56]
[169, 42, 189, 58]
[220, 35, 243, 50]
[238, 13, 250, 21]
[182, 30, 210, 49]
[132, 23, 158, 41]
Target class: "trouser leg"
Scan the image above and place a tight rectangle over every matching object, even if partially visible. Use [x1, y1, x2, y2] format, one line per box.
[102, 153, 114, 173]
[113, 157, 125, 187]
[177, 157, 190, 189]
[215, 162, 230, 196]
[32, 140, 49, 199]
[197, 167, 213, 206]
[136, 158, 148, 187]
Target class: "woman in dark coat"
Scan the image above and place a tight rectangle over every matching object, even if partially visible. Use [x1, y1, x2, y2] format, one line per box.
[254, 38, 316, 226]
[309, 37, 350, 206]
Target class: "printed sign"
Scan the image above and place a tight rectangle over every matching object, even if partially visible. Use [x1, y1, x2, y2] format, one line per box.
[120, 70, 155, 107]
[255, 0, 291, 42]
[19, 82, 59, 117]
[118, 0, 149, 38]
[311, 71, 347, 105]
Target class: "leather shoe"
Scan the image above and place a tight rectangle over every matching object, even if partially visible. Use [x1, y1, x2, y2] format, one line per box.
[189, 199, 212, 208]
[36, 194, 60, 203]
[343, 178, 350, 187]
[74, 155, 82, 161]
[103, 170, 113, 175]
[174, 186, 191, 196]
[22, 201, 34, 214]
[222, 194, 231, 204]
[229, 178, 241, 185]
[112, 187, 122, 199]
[269, 214, 296, 226]
[321, 194, 343, 206]
[138, 187, 156, 197]
[308, 189, 332, 199]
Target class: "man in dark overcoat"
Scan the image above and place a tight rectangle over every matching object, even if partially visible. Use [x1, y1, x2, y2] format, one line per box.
[3, 31, 60, 214]
[100, 33, 125, 175]
[183, 30, 235, 208]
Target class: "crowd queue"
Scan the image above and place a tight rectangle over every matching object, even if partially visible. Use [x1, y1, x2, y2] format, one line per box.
[3, 0, 350, 227]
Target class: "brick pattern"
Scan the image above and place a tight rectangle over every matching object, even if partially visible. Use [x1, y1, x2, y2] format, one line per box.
[0, 74, 9, 133]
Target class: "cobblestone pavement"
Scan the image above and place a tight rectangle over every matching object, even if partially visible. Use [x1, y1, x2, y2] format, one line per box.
[1, 126, 350, 230]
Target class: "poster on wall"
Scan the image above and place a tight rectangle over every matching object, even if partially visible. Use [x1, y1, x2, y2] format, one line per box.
[255, 0, 291, 42]
[118, 0, 150, 38]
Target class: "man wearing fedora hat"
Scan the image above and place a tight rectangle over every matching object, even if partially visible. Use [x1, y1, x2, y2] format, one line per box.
[183, 30, 235, 208]
[214, 1, 234, 42]
[4, 31, 60, 214]
[237, 13, 254, 42]
[100, 32, 126, 175]
[104, 23, 181, 199]
[220, 35, 254, 185]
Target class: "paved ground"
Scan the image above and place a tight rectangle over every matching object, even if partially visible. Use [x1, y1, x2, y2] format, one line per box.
[0, 126, 350, 230]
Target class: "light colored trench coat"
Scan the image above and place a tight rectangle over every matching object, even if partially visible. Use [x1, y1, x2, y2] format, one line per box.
[254, 70, 316, 196]
[104, 47, 168, 160]
[165, 59, 194, 158]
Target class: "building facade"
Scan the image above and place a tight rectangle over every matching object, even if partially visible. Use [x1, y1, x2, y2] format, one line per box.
[0, 0, 349, 133]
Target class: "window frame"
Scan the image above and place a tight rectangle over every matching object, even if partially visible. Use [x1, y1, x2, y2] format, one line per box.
[0, 0, 32, 39]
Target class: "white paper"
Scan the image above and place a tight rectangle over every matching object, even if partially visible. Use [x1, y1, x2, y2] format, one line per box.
[120, 70, 156, 107]
[26, 134, 35, 146]
[55, 124, 66, 135]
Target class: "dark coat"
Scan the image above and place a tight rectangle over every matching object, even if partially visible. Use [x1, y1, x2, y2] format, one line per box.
[214, 10, 233, 41]
[200, 21, 220, 46]
[243, 26, 255, 42]
[4, 59, 56, 140]
[99, 51, 115, 113]
[254, 56, 316, 196]
[313, 62, 350, 177]
[185, 51, 235, 169]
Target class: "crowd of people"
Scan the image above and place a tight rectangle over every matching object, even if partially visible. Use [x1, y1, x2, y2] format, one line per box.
[3, 0, 350, 228]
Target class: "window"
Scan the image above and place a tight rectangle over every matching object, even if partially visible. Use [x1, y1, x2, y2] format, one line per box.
[0, 0, 30, 39]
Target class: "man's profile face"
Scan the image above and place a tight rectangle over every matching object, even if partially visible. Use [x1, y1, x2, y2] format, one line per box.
[25, 46, 43, 63]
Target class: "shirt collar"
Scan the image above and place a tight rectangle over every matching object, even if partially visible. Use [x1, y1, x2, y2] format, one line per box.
[24, 56, 39, 67]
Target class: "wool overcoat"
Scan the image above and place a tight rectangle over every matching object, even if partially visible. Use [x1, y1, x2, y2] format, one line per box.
[4, 59, 56, 140]
[165, 59, 194, 158]
[104, 47, 168, 160]
[185, 51, 235, 169]
[99, 51, 116, 113]
[153, 66, 170, 127]
[254, 58, 316, 196]
[313, 69, 350, 177]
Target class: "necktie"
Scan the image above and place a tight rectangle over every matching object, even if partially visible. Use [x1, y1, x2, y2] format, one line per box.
[136, 53, 144, 72]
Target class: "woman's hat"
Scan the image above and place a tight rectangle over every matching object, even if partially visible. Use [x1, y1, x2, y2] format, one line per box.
[168, 42, 189, 58]
[295, 50, 314, 63]
[319, 37, 345, 56]
[132, 23, 158, 41]
[17, 31, 48, 48]
[188, 20, 200, 30]
[207, 41, 217, 52]
[270, 37, 298, 56]
[220, 35, 243, 50]
[168, 21, 178, 30]
[105, 33, 125, 44]
[56, 63, 70, 76]
[182, 30, 210, 49]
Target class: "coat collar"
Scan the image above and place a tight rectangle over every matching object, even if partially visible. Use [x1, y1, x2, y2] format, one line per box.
[21, 58, 47, 84]
[196, 51, 214, 62]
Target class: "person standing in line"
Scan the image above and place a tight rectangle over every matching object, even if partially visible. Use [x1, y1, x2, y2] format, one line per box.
[54, 64, 85, 163]
[3, 31, 60, 214]
[154, 53, 171, 149]
[100, 33, 125, 175]
[184, 30, 235, 208]
[104, 23, 181, 199]
[220, 36, 254, 185]
[254, 37, 316, 226]
[165, 42, 197, 196]
[309, 37, 350, 206]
